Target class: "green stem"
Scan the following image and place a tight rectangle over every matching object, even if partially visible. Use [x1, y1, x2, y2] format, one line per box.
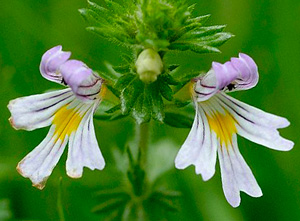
[57, 177, 65, 221]
[137, 123, 149, 169]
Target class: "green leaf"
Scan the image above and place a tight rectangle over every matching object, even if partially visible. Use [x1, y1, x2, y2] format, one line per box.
[94, 99, 127, 121]
[120, 76, 143, 114]
[160, 73, 178, 85]
[87, 0, 111, 20]
[114, 74, 136, 91]
[168, 64, 180, 72]
[159, 80, 173, 101]
[164, 111, 193, 128]
[105, 104, 121, 114]
[174, 99, 191, 108]
[92, 198, 128, 214]
[104, 0, 127, 14]
[180, 25, 227, 40]
[86, 27, 131, 47]
[106, 84, 120, 97]
[113, 65, 131, 75]
[149, 83, 164, 122]
[78, 8, 109, 26]
[186, 14, 211, 24]
[170, 32, 234, 53]
[132, 86, 152, 124]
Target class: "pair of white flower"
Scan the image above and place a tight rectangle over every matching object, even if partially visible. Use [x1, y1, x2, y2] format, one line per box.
[8, 46, 293, 207]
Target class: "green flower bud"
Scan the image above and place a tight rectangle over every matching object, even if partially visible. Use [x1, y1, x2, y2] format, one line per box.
[135, 49, 163, 84]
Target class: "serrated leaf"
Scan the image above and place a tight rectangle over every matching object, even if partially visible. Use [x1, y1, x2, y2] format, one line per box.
[170, 32, 233, 53]
[87, 27, 131, 46]
[104, 0, 126, 14]
[120, 77, 144, 114]
[170, 69, 199, 89]
[186, 14, 211, 24]
[180, 25, 226, 40]
[169, 42, 220, 54]
[102, 62, 122, 82]
[164, 111, 193, 128]
[114, 74, 136, 90]
[198, 32, 234, 46]
[113, 65, 131, 74]
[79, 8, 109, 26]
[121, 54, 134, 64]
[149, 83, 164, 122]
[87, 0, 109, 15]
[132, 87, 152, 124]
[106, 84, 120, 97]
[171, 23, 202, 42]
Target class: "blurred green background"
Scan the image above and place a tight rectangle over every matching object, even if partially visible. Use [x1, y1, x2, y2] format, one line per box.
[0, 0, 299, 220]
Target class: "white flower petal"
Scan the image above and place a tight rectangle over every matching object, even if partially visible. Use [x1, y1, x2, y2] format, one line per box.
[218, 135, 262, 207]
[216, 93, 294, 151]
[175, 104, 217, 181]
[218, 143, 240, 208]
[8, 88, 74, 131]
[17, 126, 68, 189]
[66, 101, 105, 178]
[16, 95, 104, 188]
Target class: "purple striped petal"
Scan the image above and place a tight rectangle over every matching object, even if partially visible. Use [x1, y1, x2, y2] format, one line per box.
[59, 60, 103, 101]
[40, 45, 71, 84]
[213, 61, 239, 90]
[195, 53, 259, 102]
[230, 53, 259, 90]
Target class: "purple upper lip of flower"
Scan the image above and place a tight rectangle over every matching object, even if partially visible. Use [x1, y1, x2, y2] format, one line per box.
[39, 45, 71, 83]
[194, 53, 259, 102]
[39, 45, 102, 102]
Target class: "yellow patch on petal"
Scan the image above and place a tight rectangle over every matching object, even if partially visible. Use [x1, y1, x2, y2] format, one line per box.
[206, 110, 237, 147]
[52, 105, 83, 141]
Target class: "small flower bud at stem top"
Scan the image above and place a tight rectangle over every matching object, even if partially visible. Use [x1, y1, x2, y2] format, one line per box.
[135, 48, 163, 84]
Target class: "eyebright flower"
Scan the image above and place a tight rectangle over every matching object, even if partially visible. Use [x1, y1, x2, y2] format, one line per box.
[8, 45, 106, 189]
[175, 53, 294, 207]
